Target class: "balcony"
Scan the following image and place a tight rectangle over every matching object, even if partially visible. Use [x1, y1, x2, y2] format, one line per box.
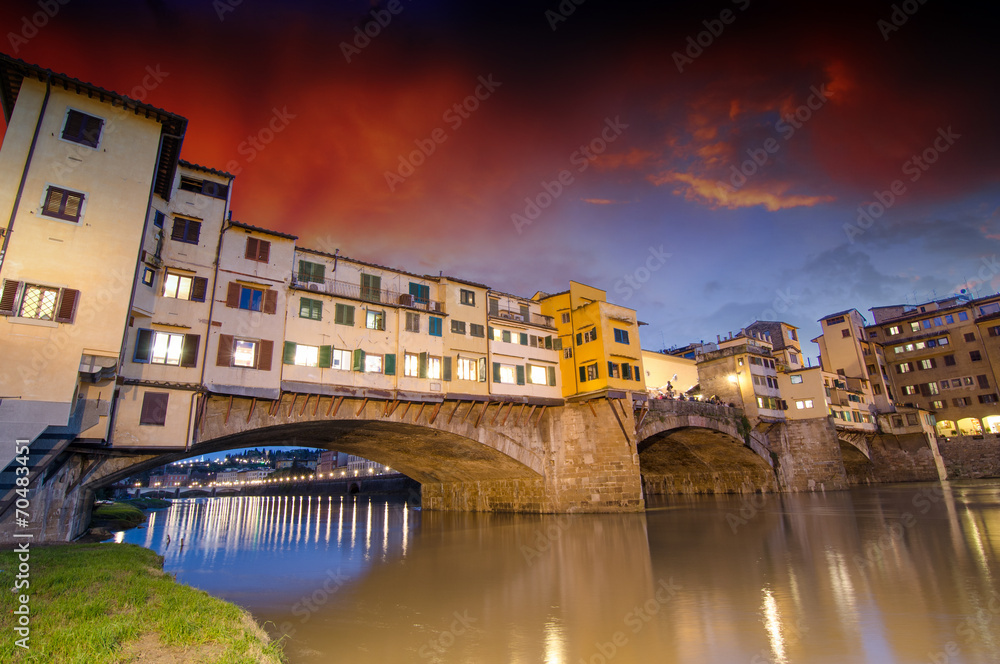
[291, 273, 445, 313]
[488, 309, 556, 330]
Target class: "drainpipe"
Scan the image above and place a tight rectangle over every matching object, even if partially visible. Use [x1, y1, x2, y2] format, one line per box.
[0, 74, 51, 278]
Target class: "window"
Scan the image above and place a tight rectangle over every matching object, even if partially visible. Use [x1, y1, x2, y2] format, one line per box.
[153, 210, 165, 228]
[451, 320, 466, 334]
[898, 362, 912, 373]
[366, 310, 386, 331]
[134, 329, 199, 367]
[931, 400, 945, 409]
[294, 344, 319, 367]
[624, 363, 636, 380]
[826, 316, 845, 325]
[613, 328, 630, 344]
[0, 281, 79, 323]
[964, 377, 974, 386]
[981, 303, 1000, 316]
[404, 353, 420, 377]
[869, 331, 878, 339]
[299, 298, 322, 321]
[282, 342, 333, 368]
[405, 312, 420, 333]
[238, 286, 264, 311]
[561, 313, 570, 324]
[216, 335, 273, 371]
[946, 315, 954, 324]
[497, 363, 519, 384]
[941, 380, 951, 389]
[364, 354, 383, 373]
[170, 217, 201, 244]
[887, 326, 900, 335]
[470, 323, 484, 337]
[409, 283, 430, 304]
[141, 267, 155, 287]
[903, 386, 918, 395]
[979, 394, 998, 404]
[927, 382, 940, 395]
[959, 311, 969, 321]
[426, 356, 441, 379]
[790, 374, 803, 384]
[608, 362, 620, 379]
[790, 353, 798, 364]
[579, 363, 598, 382]
[163, 272, 208, 301]
[795, 399, 814, 409]
[429, 316, 442, 337]
[919, 359, 935, 370]
[460, 289, 475, 306]
[788, 329, 798, 341]
[874, 384, 882, 395]
[528, 365, 550, 385]
[519, 332, 529, 346]
[563, 347, 573, 359]
[911, 322, 922, 332]
[953, 397, 971, 407]
[978, 375, 991, 389]
[41, 185, 85, 223]
[361, 274, 381, 302]
[970, 350, 982, 362]
[179, 176, 228, 199]
[501, 330, 512, 343]
[965, 333, 976, 342]
[139, 392, 168, 426]
[335, 304, 355, 326]
[842, 329, 851, 338]
[332, 349, 352, 370]
[61, 109, 104, 147]
[989, 326, 1000, 337]
[457, 357, 478, 381]
[576, 328, 597, 345]
[298, 260, 325, 283]
[245, 237, 270, 262]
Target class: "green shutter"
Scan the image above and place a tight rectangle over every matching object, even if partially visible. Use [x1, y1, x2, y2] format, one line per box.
[419, 352, 428, 379]
[545, 336, 552, 349]
[478, 357, 487, 382]
[519, 332, 528, 346]
[579, 366, 586, 383]
[502, 330, 511, 343]
[547, 366, 556, 386]
[318, 345, 332, 369]
[443, 356, 452, 381]
[516, 365, 525, 385]
[353, 349, 365, 372]
[283, 341, 297, 365]
[134, 329, 153, 363]
[493, 362, 501, 383]
[576, 333, 583, 346]
[608, 361, 615, 378]
[488, 326, 494, 339]
[384, 353, 396, 375]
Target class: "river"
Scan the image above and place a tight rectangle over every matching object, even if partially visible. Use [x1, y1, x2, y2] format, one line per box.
[113, 481, 1000, 663]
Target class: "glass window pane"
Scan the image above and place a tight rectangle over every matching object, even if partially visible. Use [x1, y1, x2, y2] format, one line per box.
[163, 273, 179, 298]
[234, 340, 256, 367]
[295, 344, 318, 367]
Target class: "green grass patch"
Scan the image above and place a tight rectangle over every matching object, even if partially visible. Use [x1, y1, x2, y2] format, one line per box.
[0, 543, 284, 663]
[90, 502, 146, 530]
[121, 497, 172, 510]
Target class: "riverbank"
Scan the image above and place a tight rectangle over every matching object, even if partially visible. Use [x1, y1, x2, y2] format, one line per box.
[0, 543, 284, 663]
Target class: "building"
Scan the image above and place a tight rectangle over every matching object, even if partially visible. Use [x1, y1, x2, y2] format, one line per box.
[534, 281, 646, 400]
[640, 349, 698, 398]
[695, 330, 785, 422]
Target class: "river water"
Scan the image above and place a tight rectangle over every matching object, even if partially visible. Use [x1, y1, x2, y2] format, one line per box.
[114, 481, 1000, 663]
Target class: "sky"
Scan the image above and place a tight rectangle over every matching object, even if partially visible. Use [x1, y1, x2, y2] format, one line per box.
[2, 0, 998, 358]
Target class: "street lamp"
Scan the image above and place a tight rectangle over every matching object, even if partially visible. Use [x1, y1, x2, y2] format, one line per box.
[729, 371, 744, 407]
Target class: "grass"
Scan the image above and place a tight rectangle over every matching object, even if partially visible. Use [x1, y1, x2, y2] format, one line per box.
[90, 503, 146, 530]
[120, 497, 172, 510]
[0, 543, 285, 663]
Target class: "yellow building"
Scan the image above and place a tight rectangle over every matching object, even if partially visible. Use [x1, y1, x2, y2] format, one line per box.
[534, 281, 645, 400]
[640, 349, 698, 398]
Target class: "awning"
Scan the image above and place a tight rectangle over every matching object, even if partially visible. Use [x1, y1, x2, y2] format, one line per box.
[79, 355, 118, 383]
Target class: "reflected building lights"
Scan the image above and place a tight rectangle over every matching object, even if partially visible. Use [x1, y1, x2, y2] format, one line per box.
[543, 618, 566, 664]
[761, 588, 786, 664]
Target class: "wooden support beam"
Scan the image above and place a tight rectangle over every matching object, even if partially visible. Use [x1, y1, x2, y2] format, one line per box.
[224, 395, 233, 425]
[246, 398, 256, 423]
[400, 402, 412, 420]
[356, 397, 369, 417]
[517, 403, 526, 425]
[313, 394, 320, 417]
[328, 396, 344, 417]
[300, 394, 310, 417]
[587, 400, 597, 417]
[501, 402, 515, 426]
[448, 400, 462, 424]
[414, 403, 425, 422]
[287, 393, 298, 417]
[462, 401, 475, 424]
[197, 394, 208, 434]
[270, 393, 282, 417]
[523, 404, 536, 427]
[428, 402, 442, 425]
[474, 401, 489, 428]
[383, 400, 398, 417]
[491, 401, 504, 426]
[534, 405, 548, 426]
[606, 398, 630, 442]
[635, 406, 649, 433]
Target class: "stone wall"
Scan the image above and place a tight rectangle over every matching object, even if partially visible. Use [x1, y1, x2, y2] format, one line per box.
[938, 435, 1000, 479]
[769, 418, 848, 491]
[867, 433, 939, 483]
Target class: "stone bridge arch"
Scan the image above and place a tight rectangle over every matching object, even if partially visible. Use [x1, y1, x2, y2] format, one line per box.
[635, 401, 778, 495]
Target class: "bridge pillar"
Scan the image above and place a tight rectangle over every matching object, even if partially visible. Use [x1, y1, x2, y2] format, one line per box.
[768, 419, 849, 492]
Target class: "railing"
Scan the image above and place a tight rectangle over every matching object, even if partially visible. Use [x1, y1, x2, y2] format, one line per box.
[291, 273, 445, 313]
[488, 310, 556, 329]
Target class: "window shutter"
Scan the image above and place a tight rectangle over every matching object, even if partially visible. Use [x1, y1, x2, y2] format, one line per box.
[493, 362, 501, 383]
[181, 334, 200, 368]
[545, 336, 552, 349]
[345, 305, 355, 326]
[443, 356, 452, 381]
[384, 353, 396, 376]
[283, 341, 297, 365]
[478, 357, 487, 382]
[978, 374, 990, 389]
[186, 220, 201, 243]
[489, 299, 499, 316]
[502, 330, 511, 343]
[258, 340, 274, 371]
[139, 392, 169, 426]
[919, 383, 931, 397]
[353, 349, 365, 372]
[547, 366, 556, 386]
[576, 333, 583, 346]
[217, 334, 234, 367]
[516, 365, 525, 385]
[0, 280, 20, 315]
[54, 288, 79, 323]
[488, 326, 494, 338]
[245, 237, 258, 260]
[191, 277, 208, 302]
[553, 338, 562, 351]
[580, 366, 586, 383]
[519, 332, 528, 346]
[226, 282, 241, 308]
[419, 352, 428, 379]
[318, 345, 333, 369]
[171, 218, 187, 241]
[134, 329, 153, 363]
[258, 241, 270, 263]
[263, 290, 277, 315]
[608, 361, 615, 378]
[63, 110, 83, 140]
[43, 187, 63, 217]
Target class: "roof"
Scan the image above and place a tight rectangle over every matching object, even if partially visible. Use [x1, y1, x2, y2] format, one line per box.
[179, 160, 235, 180]
[438, 275, 491, 290]
[297, 246, 432, 282]
[0, 53, 187, 202]
[226, 220, 297, 240]
[819, 308, 861, 322]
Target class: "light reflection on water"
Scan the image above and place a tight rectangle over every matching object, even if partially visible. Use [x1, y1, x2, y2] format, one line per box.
[114, 481, 1000, 663]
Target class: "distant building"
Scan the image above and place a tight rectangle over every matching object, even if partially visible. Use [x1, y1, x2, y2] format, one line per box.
[696, 330, 784, 422]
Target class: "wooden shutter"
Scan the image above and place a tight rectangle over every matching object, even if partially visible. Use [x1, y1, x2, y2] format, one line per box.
[257, 340, 274, 371]
[579, 366, 586, 383]
[344, 305, 355, 326]
[384, 353, 396, 376]
[488, 326, 494, 339]
[245, 237, 259, 260]
[54, 288, 79, 323]
[139, 392, 169, 426]
[181, 334, 200, 368]
[216, 334, 234, 367]
[493, 362, 501, 383]
[978, 374, 990, 389]
[318, 345, 333, 369]
[42, 187, 64, 216]
[502, 330, 511, 343]
[519, 333, 528, 346]
[0, 280, 21, 315]
[185, 220, 201, 243]
[547, 366, 556, 386]
[283, 341, 297, 365]
[226, 282, 241, 308]
[353, 349, 365, 372]
[608, 361, 615, 378]
[918, 383, 931, 397]
[442, 356, 452, 381]
[171, 218, 187, 241]
[63, 110, 83, 141]
[263, 290, 277, 315]
[489, 298, 499, 316]
[576, 333, 583, 346]
[545, 336, 552, 349]
[191, 277, 208, 302]
[553, 338, 562, 350]
[134, 329, 153, 363]
[478, 357, 487, 382]
[418, 352, 428, 379]
[516, 365, 525, 385]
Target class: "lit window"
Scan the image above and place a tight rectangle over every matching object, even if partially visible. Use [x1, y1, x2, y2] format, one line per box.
[790, 374, 803, 384]
[163, 273, 193, 300]
[795, 399, 813, 409]
[460, 289, 475, 306]
[151, 331, 185, 365]
[366, 310, 385, 330]
[404, 353, 420, 377]
[233, 339, 257, 367]
[364, 354, 383, 373]
[457, 357, 478, 380]
[529, 365, 548, 384]
[18, 284, 59, 320]
[427, 356, 441, 380]
[499, 364, 517, 384]
[294, 344, 319, 367]
[332, 349, 352, 370]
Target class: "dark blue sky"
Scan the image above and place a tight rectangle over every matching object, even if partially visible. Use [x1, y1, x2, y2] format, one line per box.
[2, 0, 998, 355]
